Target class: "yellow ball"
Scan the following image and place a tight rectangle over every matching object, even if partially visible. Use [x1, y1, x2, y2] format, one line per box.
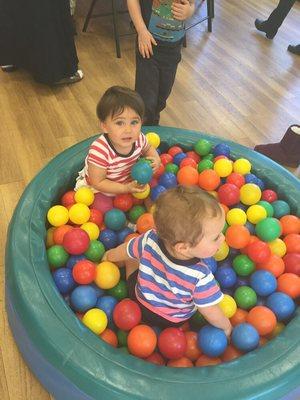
[47, 205, 69, 227]
[95, 261, 120, 289]
[219, 294, 237, 318]
[240, 183, 261, 205]
[246, 205, 267, 224]
[75, 187, 95, 206]
[146, 132, 160, 149]
[208, 190, 218, 199]
[149, 204, 156, 215]
[233, 158, 252, 175]
[268, 238, 287, 257]
[69, 203, 91, 225]
[226, 208, 247, 225]
[213, 158, 233, 177]
[132, 184, 150, 199]
[81, 222, 100, 240]
[82, 308, 108, 335]
[214, 241, 229, 261]
[46, 227, 56, 248]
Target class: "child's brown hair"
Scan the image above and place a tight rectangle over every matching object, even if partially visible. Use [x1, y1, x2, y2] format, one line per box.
[153, 185, 222, 247]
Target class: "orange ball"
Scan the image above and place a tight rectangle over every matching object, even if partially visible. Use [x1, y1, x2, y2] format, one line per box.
[100, 328, 118, 347]
[136, 213, 155, 234]
[127, 324, 157, 358]
[198, 169, 221, 191]
[53, 224, 73, 245]
[184, 331, 202, 361]
[246, 306, 277, 336]
[259, 337, 268, 347]
[277, 273, 300, 298]
[195, 355, 221, 367]
[225, 225, 250, 249]
[167, 357, 194, 368]
[221, 344, 243, 362]
[280, 215, 300, 235]
[177, 166, 199, 186]
[230, 308, 248, 326]
[46, 227, 55, 248]
[256, 254, 285, 278]
[283, 233, 300, 253]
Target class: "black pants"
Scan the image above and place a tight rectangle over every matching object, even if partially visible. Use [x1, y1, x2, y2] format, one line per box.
[266, 0, 296, 33]
[135, 41, 182, 126]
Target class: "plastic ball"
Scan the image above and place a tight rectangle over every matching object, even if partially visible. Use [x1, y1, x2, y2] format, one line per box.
[277, 273, 300, 298]
[46, 227, 55, 248]
[240, 183, 261, 205]
[113, 299, 142, 331]
[268, 238, 286, 257]
[283, 253, 300, 276]
[234, 286, 257, 310]
[82, 308, 108, 335]
[194, 139, 212, 156]
[186, 150, 201, 163]
[213, 143, 231, 157]
[231, 323, 259, 352]
[136, 212, 155, 233]
[226, 208, 246, 226]
[107, 280, 128, 300]
[256, 254, 285, 278]
[267, 322, 285, 339]
[280, 215, 300, 235]
[88, 208, 103, 227]
[165, 162, 179, 175]
[47, 245, 69, 268]
[226, 172, 245, 189]
[221, 344, 243, 362]
[70, 285, 97, 312]
[131, 161, 153, 184]
[66, 254, 87, 270]
[173, 152, 187, 166]
[80, 221, 100, 241]
[195, 355, 221, 367]
[52, 267, 76, 294]
[63, 228, 90, 255]
[99, 229, 118, 249]
[180, 157, 197, 169]
[127, 324, 157, 358]
[215, 267, 237, 289]
[250, 270, 277, 296]
[128, 205, 146, 223]
[177, 166, 199, 185]
[92, 193, 114, 213]
[158, 328, 187, 360]
[214, 158, 233, 177]
[233, 255, 255, 276]
[47, 205, 69, 227]
[69, 203, 91, 225]
[96, 295, 118, 321]
[219, 294, 237, 318]
[184, 331, 202, 361]
[225, 225, 250, 249]
[116, 227, 133, 245]
[160, 153, 173, 165]
[261, 189, 278, 203]
[94, 261, 120, 289]
[218, 183, 240, 206]
[117, 330, 128, 347]
[272, 200, 290, 219]
[198, 325, 228, 357]
[158, 172, 178, 189]
[150, 184, 167, 201]
[72, 259, 96, 284]
[233, 158, 251, 175]
[132, 184, 151, 199]
[113, 194, 133, 212]
[53, 225, 73, 245]
[84, 240, 105, 262]
[198, 169, 221, 191]
[245, 173, 265, 190]
[100, 329, 118, 347]
[230, 308, 248, 327]
[146, 132, 160, 148]
[247, 240, 271, 264]
[198, 159, 214, 173]
[168, 146, 183, 157]
[61, 190, 76, 208]
[266, 292, 296, 321]
[167, 357, 194, 368]
[246, 205, 267, 224]
[104, 208, 126, 231]
[74, 187, 94, 206]
[214, 241, 229, 261]
[283, 233, 300, 253]
[255, 217, 281, 242]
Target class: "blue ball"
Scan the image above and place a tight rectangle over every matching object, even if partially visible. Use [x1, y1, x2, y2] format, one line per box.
[203, 257, 217, 274]
[90, 283, 105, 298]
[117, 227, 133, 244]
[158, 172, 177, 189]
[245, 221, 256, 234]
[235, 203, 248, 211]
[231, 323, 259, 352]
[213, 143, 231, 157]
[96, 295, 118, 321]
[53, 267, 76, 295]
[266, 292, 296, 321]
[198, 325, 228, 357]
[70, 285, 97, 312]
[150, 184, 167, 201]
[218, 259, 233, 269]
[250, 270, 277, 296]
[66, 254, 87, 270]
[272, 200, 290, 218]
[234, 276, 249, 289]
[245, 174, 265, 190]
[131, 161, 153, 184]
[173, 152, 187, 165]
[215, 266, 237, 289]
[104, 208, 126, 231]
[99, 229, 118, 249]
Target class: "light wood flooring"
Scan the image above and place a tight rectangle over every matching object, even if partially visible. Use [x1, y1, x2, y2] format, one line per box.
[0, 0, 299, 399]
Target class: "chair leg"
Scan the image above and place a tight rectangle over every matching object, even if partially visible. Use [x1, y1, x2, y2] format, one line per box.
[83, 0, 98, 32]
[183, 34, 187, 48]
[207, 0, 214, 32]
[111, 0, 121, 58]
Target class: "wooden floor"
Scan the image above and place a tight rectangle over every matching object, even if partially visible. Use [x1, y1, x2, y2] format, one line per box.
[0, 0, 299, 399]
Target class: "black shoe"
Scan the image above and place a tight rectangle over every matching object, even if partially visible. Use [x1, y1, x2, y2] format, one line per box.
[287, 44, 300, 56]
[254, 19, 277, 39]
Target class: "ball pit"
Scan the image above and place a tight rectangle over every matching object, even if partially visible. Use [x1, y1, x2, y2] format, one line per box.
[5, 127, 300, 400]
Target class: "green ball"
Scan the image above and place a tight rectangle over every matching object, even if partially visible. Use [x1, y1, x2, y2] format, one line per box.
[197, 159, 213, 172]
[117, 330, 128, 347]
[202, 153, 214, 161]
[107, 280, 128, 300]
[128, 205, 146, 223]
[165, 163, 179, 175]
[257, 201, 274, 217]
[255, 217, 281, 242]
[233, 255, 255, 276]
[222, 221, 229, 234]
[190, 311, 206, 328]
[194, 139, 212, 156]
[47, 245, 69, 268]
[84, 240, 105, 262]
[234, 286, 257, 310]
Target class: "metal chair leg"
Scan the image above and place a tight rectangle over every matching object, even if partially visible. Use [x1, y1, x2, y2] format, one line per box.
[83, 0, 98, 32]
[207, 0, 213, 32]
[183, 34, 187, 48]
[111, 0, 121, 58]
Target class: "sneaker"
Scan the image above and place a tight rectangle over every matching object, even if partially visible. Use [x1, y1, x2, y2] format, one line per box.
[53, 69, 83, 85]
[254, 19, 277, 39]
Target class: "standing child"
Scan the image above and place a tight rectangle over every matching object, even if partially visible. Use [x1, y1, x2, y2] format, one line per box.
[104, 185, 232, 335]
[75, 86, 161, 195]
[127, 0, 195, 125]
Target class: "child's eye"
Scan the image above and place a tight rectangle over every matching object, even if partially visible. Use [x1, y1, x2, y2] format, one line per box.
[131, 120, 140, 125]
[115, 121, 124, 126]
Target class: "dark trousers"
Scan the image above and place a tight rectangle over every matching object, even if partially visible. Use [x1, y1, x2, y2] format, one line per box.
[266, 0, 296, 33]
[135, 41, 182, 126]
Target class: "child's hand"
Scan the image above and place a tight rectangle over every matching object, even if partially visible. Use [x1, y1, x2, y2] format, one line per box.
[137, 28, 157, 59]
[125, 180, 147, 193]
[171, 0, 193, 21]
[146, 156, 161, 172]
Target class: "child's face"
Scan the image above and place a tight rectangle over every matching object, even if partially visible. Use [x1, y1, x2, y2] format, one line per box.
[100, 107, 142, 151]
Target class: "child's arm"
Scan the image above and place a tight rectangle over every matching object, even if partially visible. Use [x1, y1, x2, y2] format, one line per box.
[127, 0, 157, 58]
[172, 0, 195, 21]
[197, 304, 232, 338]
[142, 144, 161, 172]
[88, 162, 146, 194]
[104, 243, 132, 263]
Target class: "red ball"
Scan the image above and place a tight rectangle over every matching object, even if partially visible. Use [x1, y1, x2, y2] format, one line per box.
[226, 172, 245, 188]
[186, 150, 200, 163]
[89, 208, 103, 227]
[113, 299, 142, 331]
[113, 194, 134, 212]
[62, 228, 90, 255]
[180, 157, 197, 169]
[283, 233, 300, 253]
[160, 153, 173, 165]
[158, 328, 187, 360]
[72, 260, 96, 284]
[283, 253, 300, 276]
[145, 352, 165, 365]
[247, 240, 271, 264]
[61, 190, 76, 207]
[218, 183, 240, 206]
[168, 146, 183, 157]
[153, 164, 165, 179]
[261, 189, 278, 203]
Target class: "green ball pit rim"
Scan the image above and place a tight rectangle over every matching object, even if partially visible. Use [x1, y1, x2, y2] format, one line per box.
[5, 126, 300, 400]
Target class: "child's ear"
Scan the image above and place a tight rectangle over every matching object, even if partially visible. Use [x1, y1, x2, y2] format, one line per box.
[174, 242, 190, 254]
[99, 120, 107, 132]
